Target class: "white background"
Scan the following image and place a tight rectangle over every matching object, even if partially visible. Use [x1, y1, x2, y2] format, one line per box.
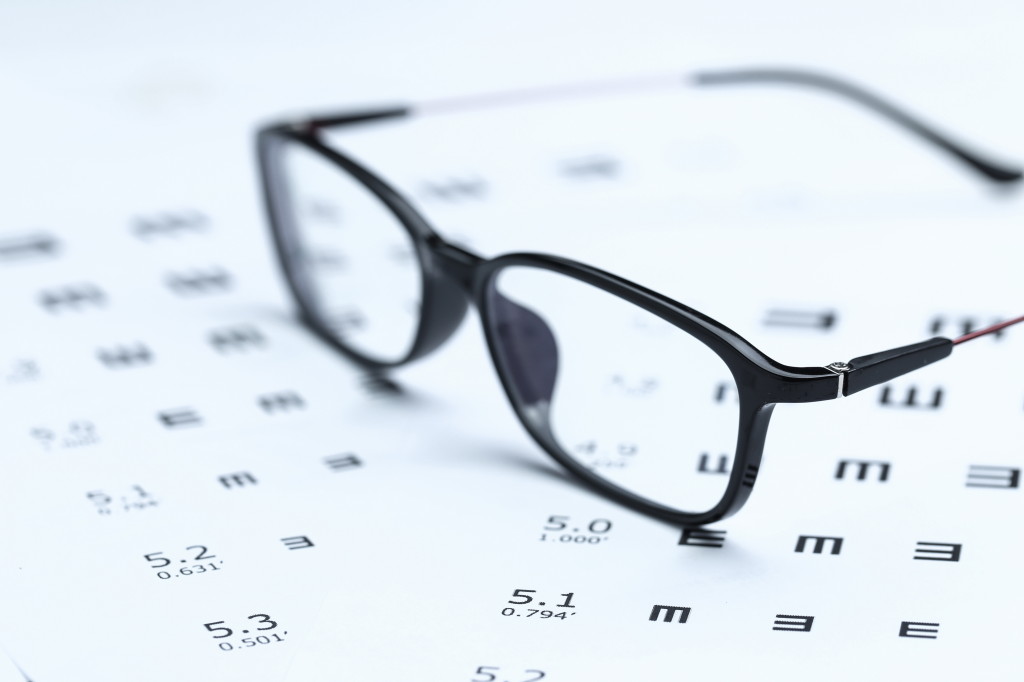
[1, 2, 1022, 680]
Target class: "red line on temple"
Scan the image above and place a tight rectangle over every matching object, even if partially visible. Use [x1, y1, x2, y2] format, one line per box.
[952, 315, 1024, 345]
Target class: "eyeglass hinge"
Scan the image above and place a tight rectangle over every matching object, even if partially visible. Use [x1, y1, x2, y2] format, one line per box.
[825, 361, 851, 399]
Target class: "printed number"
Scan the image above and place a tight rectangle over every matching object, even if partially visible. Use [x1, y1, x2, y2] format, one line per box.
[144, 552, 170, 568]
[207, 616, 285, 650]
[473, 666, 499, 682]
[472, 667, 545, 682]
[204, 621, 232, 638]
[188, 545, 215, 560]
[146, 546, 216, 569]
[544, 515, 568, 531]
[542, 516, 612, 533]
[508, 589, 574, 608]
[508, 589, 536, 605]
[248, 613, 278, 630]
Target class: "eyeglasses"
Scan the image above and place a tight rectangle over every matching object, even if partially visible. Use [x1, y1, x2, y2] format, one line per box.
[256, 68, 1023, 527]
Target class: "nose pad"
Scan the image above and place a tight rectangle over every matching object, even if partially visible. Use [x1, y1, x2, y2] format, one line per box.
[488, 290, 560, 409]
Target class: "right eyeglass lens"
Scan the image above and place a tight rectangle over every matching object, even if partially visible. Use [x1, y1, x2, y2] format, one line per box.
[487, 265, 741, 515]
[272, 139, 423, 364]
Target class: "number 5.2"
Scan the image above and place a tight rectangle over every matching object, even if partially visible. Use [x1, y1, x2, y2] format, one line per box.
[144, 552, 170, 568]
[472, 666, 499, 682]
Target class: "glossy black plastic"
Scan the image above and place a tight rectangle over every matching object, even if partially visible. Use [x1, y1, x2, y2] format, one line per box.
[258, 123, 470, 371]
[260, 126, 848, 526]
[844, 337, 953, 396]
[693, 69, 1022, 183]
[257, 67, 1017, 526]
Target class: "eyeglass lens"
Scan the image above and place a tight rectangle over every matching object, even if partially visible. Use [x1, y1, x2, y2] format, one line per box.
[487, 265, 740, 514]
[278, 140, 423, 364]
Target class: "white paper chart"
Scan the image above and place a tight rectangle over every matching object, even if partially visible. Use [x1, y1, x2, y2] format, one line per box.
[1, 3, 1022, 680]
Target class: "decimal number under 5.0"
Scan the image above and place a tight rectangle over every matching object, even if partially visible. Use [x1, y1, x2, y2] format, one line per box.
[501, 607, 575, 619]
[217, 633, 286, 651]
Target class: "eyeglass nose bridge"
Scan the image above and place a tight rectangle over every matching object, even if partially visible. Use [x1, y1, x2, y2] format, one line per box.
[424, 237, 483, 290]
[404, 237, 482, 362]
[423, 238, 561, 418]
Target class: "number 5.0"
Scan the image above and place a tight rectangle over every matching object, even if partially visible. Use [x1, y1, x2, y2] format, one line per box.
[544, 515, 568, 531]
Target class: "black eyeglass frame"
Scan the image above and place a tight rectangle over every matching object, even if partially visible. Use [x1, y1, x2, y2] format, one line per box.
[257, 68, 1022, 527]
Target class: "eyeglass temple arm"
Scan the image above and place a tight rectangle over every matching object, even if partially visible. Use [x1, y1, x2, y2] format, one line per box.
[300, 68, 1021, 185]
[693, 69, 1022, 184]
[836, 315, 1024, 397]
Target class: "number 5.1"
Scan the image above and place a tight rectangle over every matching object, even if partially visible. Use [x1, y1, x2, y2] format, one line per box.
[507, 589, 576, 608]
[508, 589, 536, 605]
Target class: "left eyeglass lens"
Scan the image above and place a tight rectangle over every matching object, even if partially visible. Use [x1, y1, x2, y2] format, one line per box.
[273, 141, 423, 363]
[486, 265, 741, 515]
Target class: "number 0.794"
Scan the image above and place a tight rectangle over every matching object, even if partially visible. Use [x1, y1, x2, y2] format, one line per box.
[501, 608, 574, 619]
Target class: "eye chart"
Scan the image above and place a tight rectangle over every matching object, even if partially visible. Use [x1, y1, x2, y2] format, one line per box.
[1, 3, 1022, 681]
